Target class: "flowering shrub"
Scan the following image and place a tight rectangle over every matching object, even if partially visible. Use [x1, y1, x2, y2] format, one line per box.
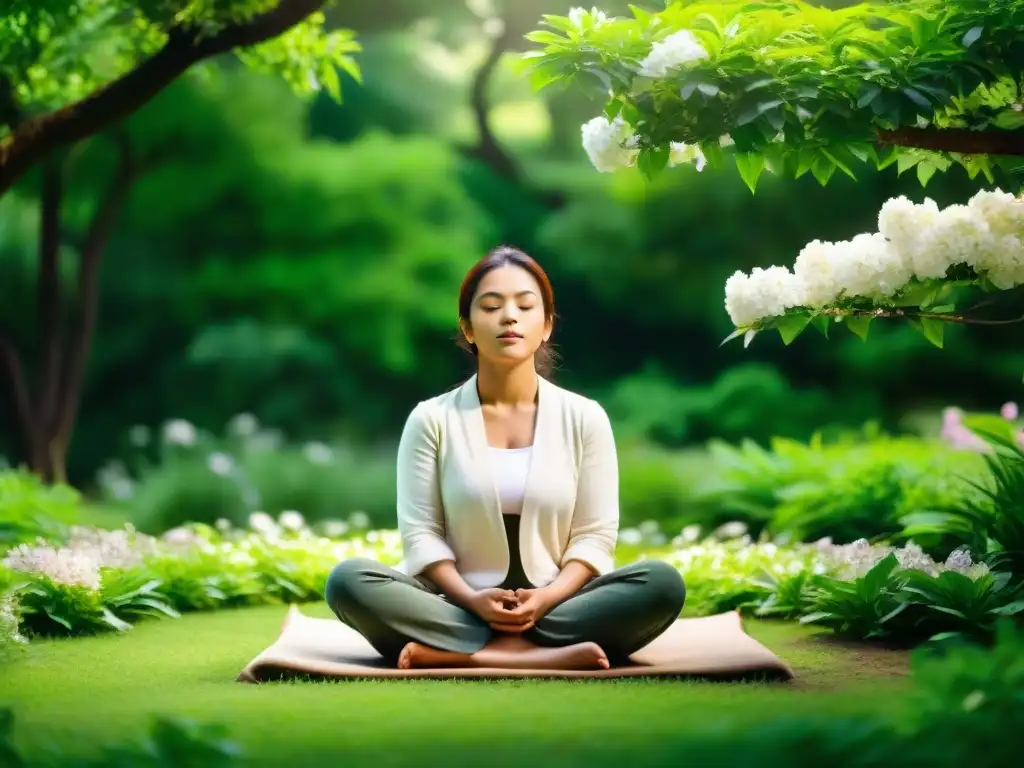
[906, 412, 1024, 578]
[1, 509, 1016, 649]
[96, 413, 397, 533]
[721, 189, 1024, 348]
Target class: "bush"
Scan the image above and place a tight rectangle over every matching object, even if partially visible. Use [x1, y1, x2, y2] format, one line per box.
[0, 706, 242, 767]
[95, 415, 398, 534]
[694, 428, 986, 545]
[0, 469, 83, 553]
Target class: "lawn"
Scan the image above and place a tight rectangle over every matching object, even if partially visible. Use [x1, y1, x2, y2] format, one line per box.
[2, 602, 913, 767]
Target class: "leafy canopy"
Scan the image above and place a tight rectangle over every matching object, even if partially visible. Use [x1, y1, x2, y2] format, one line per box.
[520, 0, 1024, 191]
[0, 1, 361, 131]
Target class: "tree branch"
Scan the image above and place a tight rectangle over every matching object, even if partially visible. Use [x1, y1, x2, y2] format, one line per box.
[876, 126, 1024, 156]
[0, 0, 328, 195]
[464, 23, 520, 183]
[37, 157, 63, 431]
[53, 135, 139, 451]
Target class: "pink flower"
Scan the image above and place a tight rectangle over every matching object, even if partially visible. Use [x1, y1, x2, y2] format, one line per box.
[1002, 401, 1019, 421]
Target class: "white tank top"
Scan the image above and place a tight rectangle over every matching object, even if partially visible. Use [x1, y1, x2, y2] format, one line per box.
[487, 446, 533, 516]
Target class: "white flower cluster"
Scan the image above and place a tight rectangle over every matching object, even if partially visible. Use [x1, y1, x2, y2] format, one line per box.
[637, 30, 709, 77]
[724, 189, 1024, 328]
[568, 6, 611, 30]
[2, 526, 160, 591]
[581, 115, 706, 174]
[813, 537, 991, 581]
[1, 593, 27, 649]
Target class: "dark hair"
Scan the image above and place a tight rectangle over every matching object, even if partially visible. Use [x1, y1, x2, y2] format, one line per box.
[456, 245, 559, 378]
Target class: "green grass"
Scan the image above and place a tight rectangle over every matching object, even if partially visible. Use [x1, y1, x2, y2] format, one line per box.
[2, 603, 913, 767]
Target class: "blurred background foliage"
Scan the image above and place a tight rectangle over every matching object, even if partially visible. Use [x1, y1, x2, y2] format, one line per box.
[1, 0, 1019, 535]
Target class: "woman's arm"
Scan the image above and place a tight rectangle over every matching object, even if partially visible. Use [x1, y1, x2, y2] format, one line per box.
[560, 400, 620, 577]
[395, 403, 459, 577]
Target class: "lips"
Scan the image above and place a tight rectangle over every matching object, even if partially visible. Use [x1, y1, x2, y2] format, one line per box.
[497, 332, 523, 339]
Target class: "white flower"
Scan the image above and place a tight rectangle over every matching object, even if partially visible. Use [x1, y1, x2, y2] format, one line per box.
[2, 543, 102, 590]
[568, 7, 610, 30]
[668, 141, 706, 171]
[162, 419, 196, 447]
[679, 524, 701, 544]
[248, 511, 277, 534]
[829, 233, 911, 300]
[206, 452, 234, 477]
[637, 30, 709, 77]
[943, 547, 974, 573]
[303, 441, 334, 465]
[228, 413, 259, 437]
[619, 527, 643, 545]
[322, 520, 350, 539]
[348, 511, 371, 530]
[791, 239, 843, 308]
[128, 425, 150, 447]
[279, 510, 306, 531]
[714, 521, 748, 539]
[724, 265, 803, 327]
[581, 115, 638, 172]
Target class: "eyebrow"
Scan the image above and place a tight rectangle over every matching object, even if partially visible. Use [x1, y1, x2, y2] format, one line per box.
[477, 290, 538, 301]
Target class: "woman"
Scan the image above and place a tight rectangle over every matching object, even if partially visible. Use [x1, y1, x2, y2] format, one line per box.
[324, 246, 686, 670]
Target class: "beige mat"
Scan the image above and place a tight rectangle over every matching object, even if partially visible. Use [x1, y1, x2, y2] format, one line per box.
[237, 606, 795, 682]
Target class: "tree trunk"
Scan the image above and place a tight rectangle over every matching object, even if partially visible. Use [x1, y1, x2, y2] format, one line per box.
[0, 139, 138, 484]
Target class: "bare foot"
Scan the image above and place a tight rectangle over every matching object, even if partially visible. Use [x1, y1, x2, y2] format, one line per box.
[398, 642, 474, 669]
[397, 637, 610, 671]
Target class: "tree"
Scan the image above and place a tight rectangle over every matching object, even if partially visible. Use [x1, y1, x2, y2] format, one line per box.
[521, 1, 1024, 353]
[0, 1, 361, 482]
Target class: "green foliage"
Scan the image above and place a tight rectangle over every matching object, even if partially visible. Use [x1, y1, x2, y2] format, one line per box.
[0, 705, 242, 768]
[602, 363, 844, 448]
[521, 0, 1024, 186]
[97, 414, 398, 533]
[0, 468, 82, 552]
[0, 1, 360, 125]
[903, 414, 1024, 575]
[695, 430, 983, 543]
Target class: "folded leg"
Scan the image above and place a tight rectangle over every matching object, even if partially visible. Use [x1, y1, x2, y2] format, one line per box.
[324, 557, 491, 662]
[527, 559, 686, 664]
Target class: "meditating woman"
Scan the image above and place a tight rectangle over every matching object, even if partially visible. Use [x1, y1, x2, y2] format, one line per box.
[324, 246, 687, 670]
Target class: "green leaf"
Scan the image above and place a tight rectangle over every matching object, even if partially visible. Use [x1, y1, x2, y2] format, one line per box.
[637, 146, 670, 178]
[962, 26, 983, 47]
[320, 64, 341, 102]
[737, 99, 785, 127]
[911, 317, 946, 348]
[776, 314, 811, 345]
[810, 314, 830, 338]
[735, 153, 765, 193]
[811, 154, 836, 185]
[917, 160, 938, 187]
[845, 315, 872, 340]
[992, 599, 1024, 615]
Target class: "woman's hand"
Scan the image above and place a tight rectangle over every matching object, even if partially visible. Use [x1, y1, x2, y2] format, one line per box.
[467, 588, 522, 628]
[495, 587, 556, 632]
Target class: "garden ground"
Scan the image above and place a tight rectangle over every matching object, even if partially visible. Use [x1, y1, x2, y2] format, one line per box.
[3, 602, 912, 767]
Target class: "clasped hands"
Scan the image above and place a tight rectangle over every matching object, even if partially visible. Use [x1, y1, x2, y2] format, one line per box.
[469, 587, 554, 633]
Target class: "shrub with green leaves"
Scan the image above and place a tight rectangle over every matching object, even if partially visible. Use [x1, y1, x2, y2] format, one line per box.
[902, 413, 1024, 577]
[695, 429, 985, 544]
[96, 414, 398, 534]
[0, 706, 242, 768]
[0, 469, 83, 553]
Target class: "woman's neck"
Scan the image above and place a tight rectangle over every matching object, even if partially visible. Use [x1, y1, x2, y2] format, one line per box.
[475, 361, 539, 406]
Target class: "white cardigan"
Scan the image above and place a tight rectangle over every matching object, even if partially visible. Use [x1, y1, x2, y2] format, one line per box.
[394, 374, 620, 590]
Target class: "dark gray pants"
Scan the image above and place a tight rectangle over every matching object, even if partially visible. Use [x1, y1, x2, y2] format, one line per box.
[324, 557, 686, 665]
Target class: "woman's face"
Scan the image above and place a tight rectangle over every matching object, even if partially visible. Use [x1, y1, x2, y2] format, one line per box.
[463, 265, 552, 369]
